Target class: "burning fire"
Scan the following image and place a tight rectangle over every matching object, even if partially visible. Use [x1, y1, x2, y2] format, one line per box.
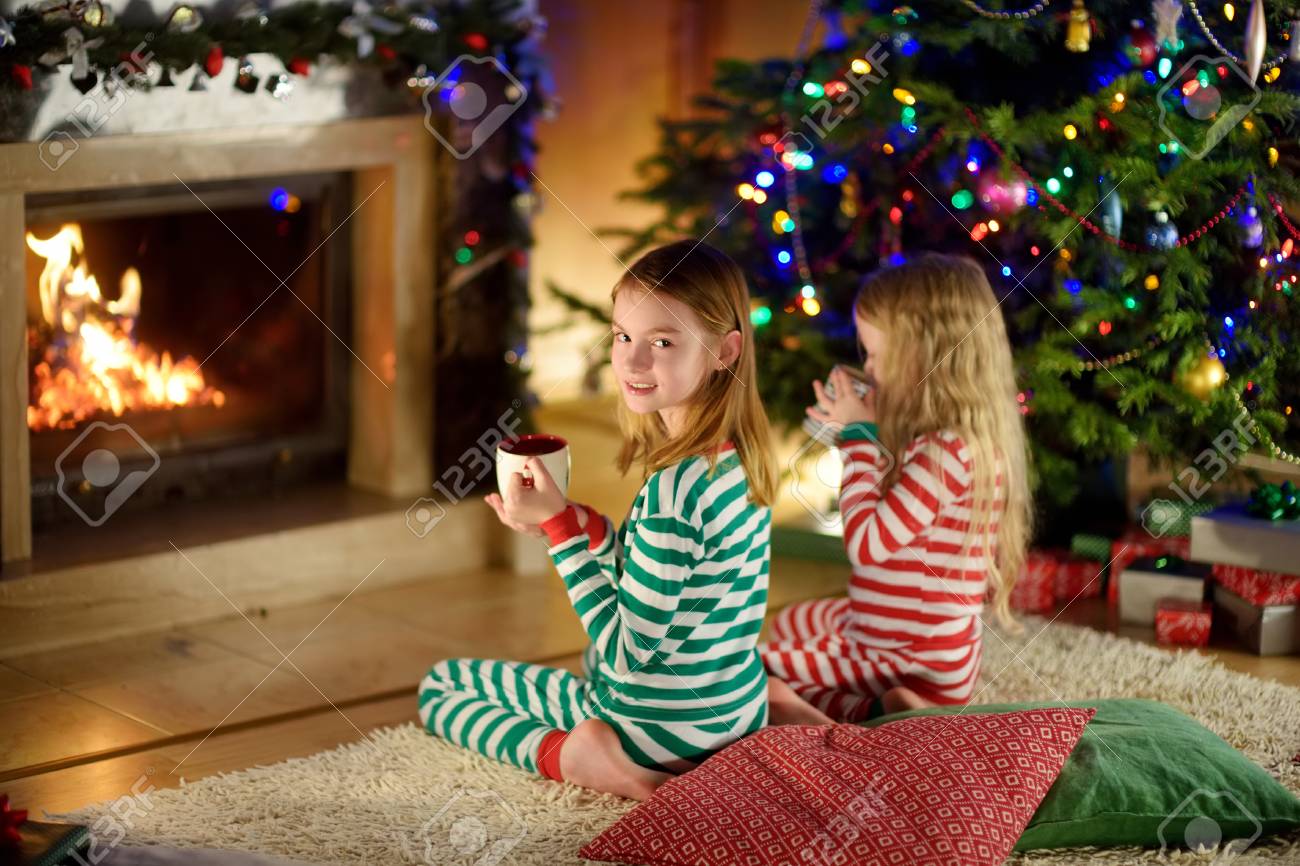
[25, 223, 225, 431]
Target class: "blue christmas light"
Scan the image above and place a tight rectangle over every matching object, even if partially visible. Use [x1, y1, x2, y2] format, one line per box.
[1143, 70, 1158, 85]
[1158, 57, 1172, 78]
[801, 284, 816, 298]
[776, 250, 792, 265]
[756, 170, 775, 188]
[270, 187, 290, 211]
[888, 252, 907, 266]
[1065, 279, 1083, 294]
[1026, 188, 1039, 206]
[1001, 266, 1012, 277]
[822, 163, 848, 183]
[1224, 316, 1234, 328]
[1218, 348, 1227, 358]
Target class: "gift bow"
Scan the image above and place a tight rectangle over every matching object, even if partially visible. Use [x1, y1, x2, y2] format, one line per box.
[337, 1, 403, 59]
[38, 27, 104, 82]
[1245, 480, 1300, 521]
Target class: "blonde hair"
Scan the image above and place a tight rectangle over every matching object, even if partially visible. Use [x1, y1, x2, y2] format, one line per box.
[611, 240, 779, 508]
[854, 253, 1033, 629]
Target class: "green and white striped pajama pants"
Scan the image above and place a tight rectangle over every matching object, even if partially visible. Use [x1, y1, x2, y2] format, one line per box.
[416, 644, 767, 775]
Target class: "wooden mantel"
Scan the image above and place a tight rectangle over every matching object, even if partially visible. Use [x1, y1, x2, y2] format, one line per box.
[0, 114, 437, 562]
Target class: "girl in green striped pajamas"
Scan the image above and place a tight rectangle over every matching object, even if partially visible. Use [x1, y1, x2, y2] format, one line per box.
[418, 240, 779, 800]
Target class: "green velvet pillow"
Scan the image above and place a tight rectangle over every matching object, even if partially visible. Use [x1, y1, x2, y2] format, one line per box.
[862, 698, 1300, 852]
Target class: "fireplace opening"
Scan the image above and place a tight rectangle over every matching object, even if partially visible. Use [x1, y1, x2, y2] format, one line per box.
[24, 172, 353, 535]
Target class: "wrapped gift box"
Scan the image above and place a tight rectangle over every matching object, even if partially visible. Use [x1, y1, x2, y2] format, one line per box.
[1190, 504, 1300, 577]
[1118, 556, 1210, 625]
[1155, 599, 1212, 647]
[1213, 583, 1300, 656]
[1053, 552, 1103, 601]
[1107, 530, 1190, 606]
[1011, 550, 1056, 613]
[1212, 563, 1300, 607]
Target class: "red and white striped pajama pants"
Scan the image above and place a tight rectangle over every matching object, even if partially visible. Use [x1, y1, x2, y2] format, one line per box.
[760, 597, 983, 722]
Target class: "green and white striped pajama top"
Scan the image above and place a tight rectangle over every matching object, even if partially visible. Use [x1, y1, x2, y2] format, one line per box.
[417, 442, 772, 774]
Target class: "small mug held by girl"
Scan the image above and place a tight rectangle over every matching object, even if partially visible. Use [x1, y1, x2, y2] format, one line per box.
[418, 239, 779, 800]
[763, 253, 1032, 724]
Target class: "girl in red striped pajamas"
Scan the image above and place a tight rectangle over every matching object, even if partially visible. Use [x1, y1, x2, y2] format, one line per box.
[763, 254, 1032, 724]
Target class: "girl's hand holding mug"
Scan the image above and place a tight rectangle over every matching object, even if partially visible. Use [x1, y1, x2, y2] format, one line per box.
[807, 365, 877, 427]
[486, 457, 569, 533]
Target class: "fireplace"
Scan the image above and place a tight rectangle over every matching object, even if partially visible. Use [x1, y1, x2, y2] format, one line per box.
[24, 173, 352, 532]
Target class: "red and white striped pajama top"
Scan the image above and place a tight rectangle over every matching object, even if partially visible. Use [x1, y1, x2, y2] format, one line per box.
[761, 420, 999, 721]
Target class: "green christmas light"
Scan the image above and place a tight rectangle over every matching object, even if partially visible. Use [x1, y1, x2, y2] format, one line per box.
[750, 305, 773, 326]
[1045, 177, 1062, 194]
[455, 246, 473, 264]
[1124, 296, 1137, 309]
[803, 81, 824, 98]
[951, 189, 974, 210]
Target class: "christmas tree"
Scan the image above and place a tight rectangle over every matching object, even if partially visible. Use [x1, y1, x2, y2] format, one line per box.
[554, 0, 1300, 510]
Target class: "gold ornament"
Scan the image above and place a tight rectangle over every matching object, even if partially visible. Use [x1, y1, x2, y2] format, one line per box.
[1178, 353, 1227, 398]
[1066, 0, 1093, 52]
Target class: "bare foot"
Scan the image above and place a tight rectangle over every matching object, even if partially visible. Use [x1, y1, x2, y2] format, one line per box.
[767, 676, 834, 726]
[559, 718, 673, 801]
[880, 686, 932, 715]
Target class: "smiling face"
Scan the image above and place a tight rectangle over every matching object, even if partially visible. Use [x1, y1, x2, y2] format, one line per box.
[854, 311, 887, 388]
[611, 288, 739, 436]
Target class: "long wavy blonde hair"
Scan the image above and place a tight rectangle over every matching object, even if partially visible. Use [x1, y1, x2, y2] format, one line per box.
[854, 254, 1033, 628]
[611, 240, 779, 508]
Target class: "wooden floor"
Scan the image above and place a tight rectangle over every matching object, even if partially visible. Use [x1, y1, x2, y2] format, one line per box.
[4, 397, 1299, 818]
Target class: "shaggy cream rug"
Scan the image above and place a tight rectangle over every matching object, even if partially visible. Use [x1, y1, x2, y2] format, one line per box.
[60, 617, 1300, 865]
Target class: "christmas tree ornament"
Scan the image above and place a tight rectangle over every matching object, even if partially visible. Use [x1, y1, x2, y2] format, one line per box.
[165, 4, 203, 33]
[233, 56, 259, 93]
[1065, 0, 1093, 52]
[10, 63, 32, 90]
[1126, 21, 1158, 65]
[1146, 209, 1179, 248]
[338, 0, 403, 59]
[408, 10, 439, 33]
[1244, 0, 1267, 83]
[188, 68, 207, 90]
[1178, 352, 1227, 397]
[264, 70, 294, 100]
[204, 44, 224, 78]
[40, 27, 102, 94]
[1099, 175, 1124, 237]
[288, 57, 311, 76]
[0, 17, 14, 48]
[1153, 0, 1183, 47]
[821, 7, 848, 50]
[234, 0, 270, 27]
[1240, 204, 1264, 247]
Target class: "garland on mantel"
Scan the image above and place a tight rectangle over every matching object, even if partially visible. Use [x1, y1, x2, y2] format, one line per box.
[0, 0, 550, 96]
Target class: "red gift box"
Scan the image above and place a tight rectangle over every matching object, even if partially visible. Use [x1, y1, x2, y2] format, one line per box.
[1012, 550, 1057, 613]
[1155, 598, 1212, 647]
[1053, 553, 1103, 601]
[1107, 529, 1190, 606]
[1212, 563, 1300, 607]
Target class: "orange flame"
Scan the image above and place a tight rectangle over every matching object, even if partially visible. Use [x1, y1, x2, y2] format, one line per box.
[25, 223, 225, 431]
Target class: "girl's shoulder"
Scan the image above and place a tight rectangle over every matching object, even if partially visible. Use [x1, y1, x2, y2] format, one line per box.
[900, 429, 974, 482]
[640, 447, 750, 522]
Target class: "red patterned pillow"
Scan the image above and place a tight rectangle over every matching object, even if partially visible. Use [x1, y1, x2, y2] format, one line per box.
[581, 707, 1096, 866]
